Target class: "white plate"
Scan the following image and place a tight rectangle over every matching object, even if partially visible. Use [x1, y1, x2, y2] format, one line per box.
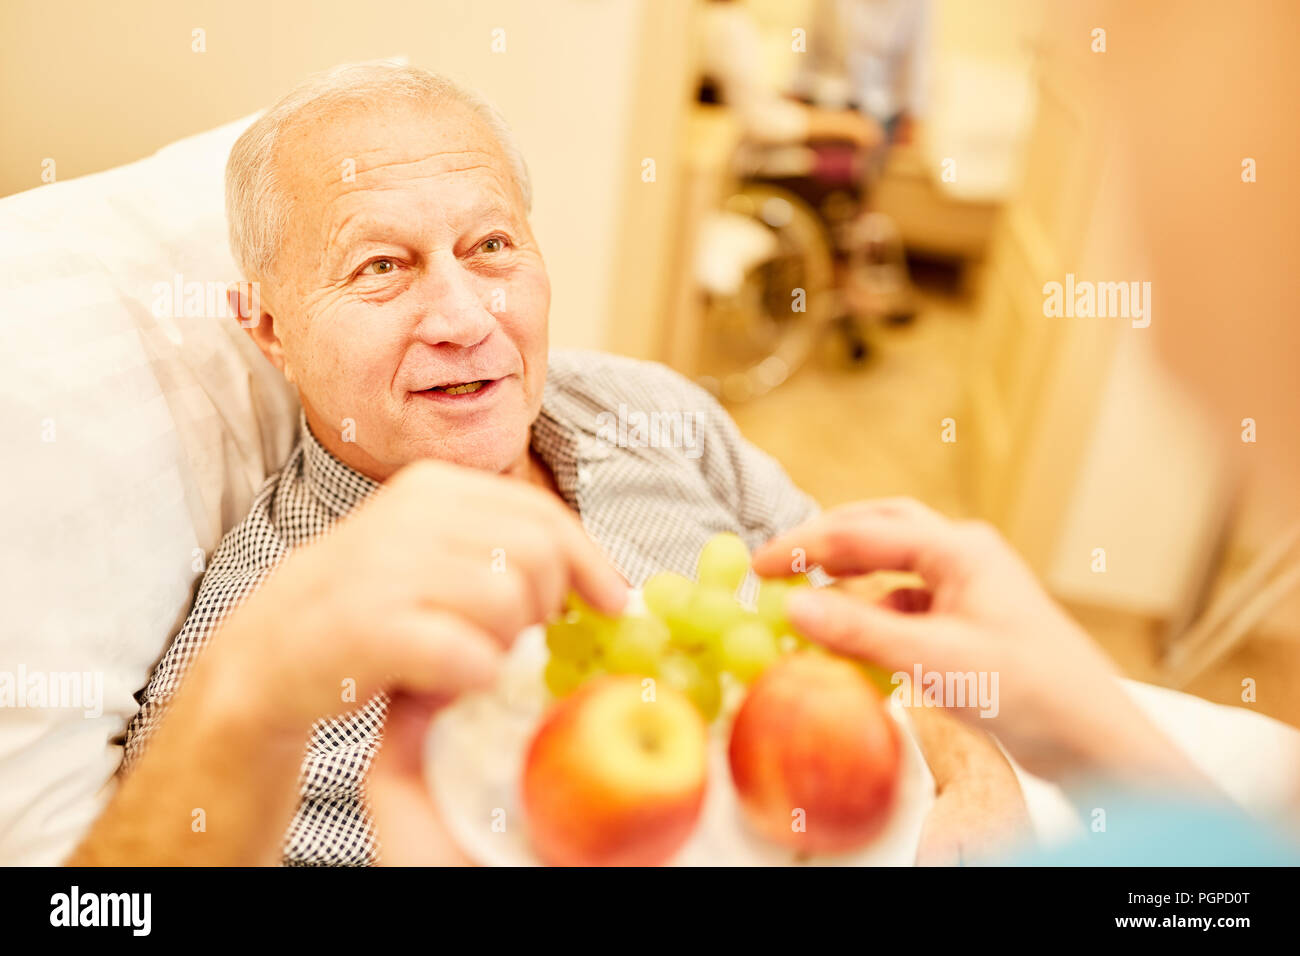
[426, 623, 936, 866]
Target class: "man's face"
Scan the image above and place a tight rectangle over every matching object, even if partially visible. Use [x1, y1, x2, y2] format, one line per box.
[254, 97, 550, 480]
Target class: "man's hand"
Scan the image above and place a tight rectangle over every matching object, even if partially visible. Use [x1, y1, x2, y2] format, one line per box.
[753, 498, 1209, 790]
[909, 708, 1031, 866]
[210, 458, 628, 738]
[70, 458, 627, 865]
[367, 693, 473, 866]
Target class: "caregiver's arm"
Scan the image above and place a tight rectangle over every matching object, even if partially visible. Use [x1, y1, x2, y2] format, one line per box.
[753, 498, 1215, 794]
[831, 572, 1032, 863]
[68, 460, 627, 865]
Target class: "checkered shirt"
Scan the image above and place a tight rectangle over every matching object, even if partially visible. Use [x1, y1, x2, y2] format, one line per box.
[122, 349, 818, 865]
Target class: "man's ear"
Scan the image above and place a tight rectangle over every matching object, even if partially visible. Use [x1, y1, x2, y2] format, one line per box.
[227, 281, 293, 382]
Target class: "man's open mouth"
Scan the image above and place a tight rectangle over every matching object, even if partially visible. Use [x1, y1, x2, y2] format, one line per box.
[415, 378, 502, 402]
[426, 380, 489, 395]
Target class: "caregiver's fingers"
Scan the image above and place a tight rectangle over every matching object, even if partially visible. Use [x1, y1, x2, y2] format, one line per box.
[752, 504, 955, 582]
[369, 692, 474, 866]
[833, 573, 932, 613]
[785, 587, 950, 673]
[837, 497, 948, 523]
[878, 587, 933, 614]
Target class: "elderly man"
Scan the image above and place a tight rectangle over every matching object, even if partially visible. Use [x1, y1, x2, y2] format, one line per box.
[70, 62, 1024, 866]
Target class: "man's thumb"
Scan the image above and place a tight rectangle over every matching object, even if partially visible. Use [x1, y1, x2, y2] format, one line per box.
[374, 693, 446, 781]
[369, 692, 473, 866]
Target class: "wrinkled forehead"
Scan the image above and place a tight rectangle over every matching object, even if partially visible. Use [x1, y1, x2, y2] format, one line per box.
[272, 96, 523, 233]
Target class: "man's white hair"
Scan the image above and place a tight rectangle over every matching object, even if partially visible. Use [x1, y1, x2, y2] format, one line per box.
[225, 60, 532, 281]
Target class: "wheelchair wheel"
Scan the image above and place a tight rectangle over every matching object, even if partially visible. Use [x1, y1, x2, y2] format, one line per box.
[695, 184, 836, 403]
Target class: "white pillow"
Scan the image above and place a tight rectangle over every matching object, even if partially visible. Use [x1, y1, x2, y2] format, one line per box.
[0, 115, 299, 864]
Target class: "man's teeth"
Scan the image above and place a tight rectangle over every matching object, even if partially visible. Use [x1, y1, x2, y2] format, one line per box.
[433, 380, 486, 395]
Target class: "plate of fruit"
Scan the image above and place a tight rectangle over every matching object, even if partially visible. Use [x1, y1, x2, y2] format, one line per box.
[425, 534, 935, 865]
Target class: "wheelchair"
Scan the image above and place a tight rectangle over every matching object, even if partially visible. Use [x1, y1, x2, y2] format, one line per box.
[694, 131, 916, 403]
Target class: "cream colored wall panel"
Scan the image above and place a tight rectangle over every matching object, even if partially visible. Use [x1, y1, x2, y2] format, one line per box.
[0, 0, 655, 353]
[1047, 333, 1230, 615]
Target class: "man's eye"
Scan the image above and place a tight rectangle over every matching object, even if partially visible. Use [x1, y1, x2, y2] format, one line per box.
[479, 236, 508, 254]
[360, 258, 397, 275]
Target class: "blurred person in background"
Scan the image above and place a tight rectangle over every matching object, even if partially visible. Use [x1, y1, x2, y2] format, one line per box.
[794, 0, 930, 149]
[794, 0, 932, 328]
[697, 0, 880, 148]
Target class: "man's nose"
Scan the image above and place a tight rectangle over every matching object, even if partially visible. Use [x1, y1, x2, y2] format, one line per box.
[411, 258, 497, 347]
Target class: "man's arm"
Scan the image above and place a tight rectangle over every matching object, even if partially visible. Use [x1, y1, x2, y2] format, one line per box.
[68, 600, 308, 865]
[909, 707, 1032, 866]
[68, 459, 628, 865]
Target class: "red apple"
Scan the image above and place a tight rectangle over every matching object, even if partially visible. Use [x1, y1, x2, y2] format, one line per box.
[728, 652, 901, 855]
[522, 675, 708, 866]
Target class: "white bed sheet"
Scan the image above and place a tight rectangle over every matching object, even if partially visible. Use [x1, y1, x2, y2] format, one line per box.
[1010, 678, 1300, 848]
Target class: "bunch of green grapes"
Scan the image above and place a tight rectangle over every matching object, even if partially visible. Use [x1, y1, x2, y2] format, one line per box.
[544, 532, 814, 721]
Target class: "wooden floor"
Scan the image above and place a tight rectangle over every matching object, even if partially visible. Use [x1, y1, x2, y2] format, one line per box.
[728, 291, 977, 517]
[725, 273, 1300, 731]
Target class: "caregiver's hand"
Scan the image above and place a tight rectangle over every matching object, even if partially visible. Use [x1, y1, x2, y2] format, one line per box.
[753, 498, 1206, 788]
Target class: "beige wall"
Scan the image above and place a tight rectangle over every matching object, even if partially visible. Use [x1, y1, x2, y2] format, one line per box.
[0, 0, 686, 353]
